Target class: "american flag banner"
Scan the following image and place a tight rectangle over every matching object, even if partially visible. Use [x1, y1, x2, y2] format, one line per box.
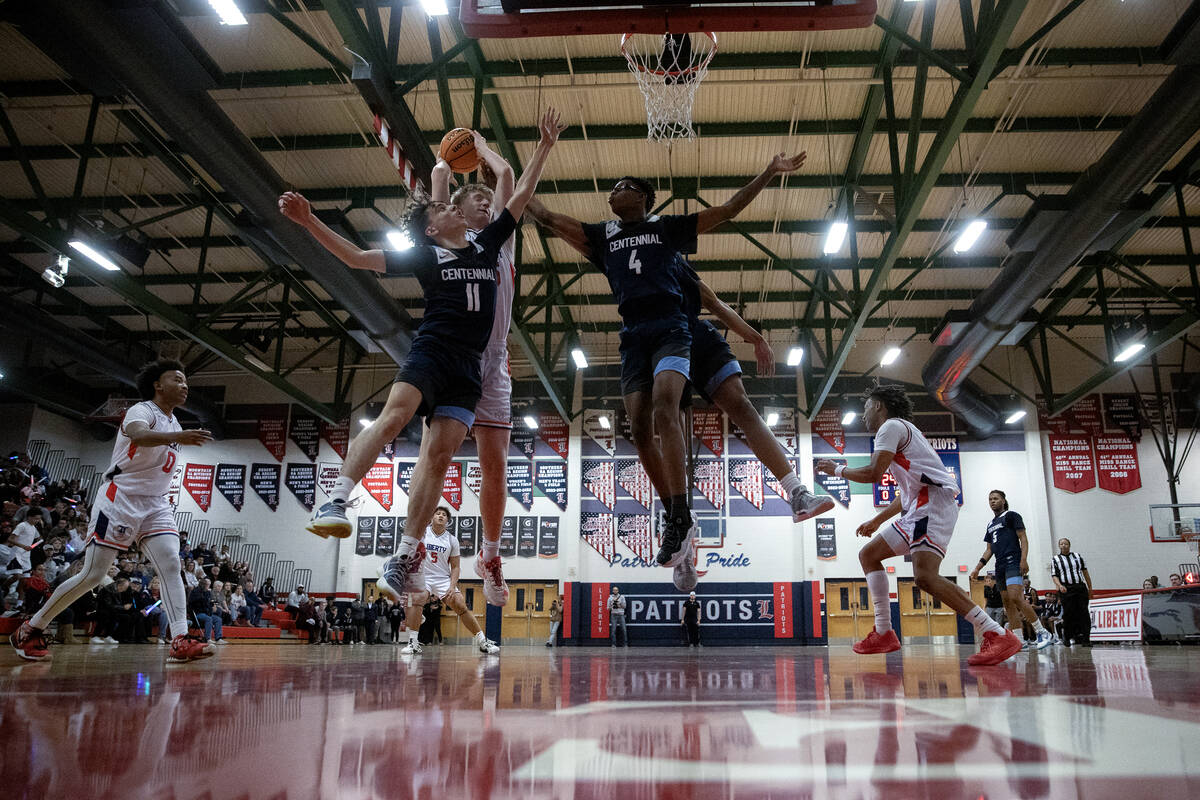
[373, 114, 421, 193]
[617, 513, 654, 565]
[582, 459, 616, 509]
[693, 458, 726, 510]
[617, 458, 654, 510]
[765, 458, 798, 501]
[581, 512, 616, 563]
[729, 458, 764, 509]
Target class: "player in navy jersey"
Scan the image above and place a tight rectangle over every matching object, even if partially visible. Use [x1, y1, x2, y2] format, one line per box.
[526, 152, 807, 567]
[970, 489, 1054, 649]
[279, 108, 565, 590]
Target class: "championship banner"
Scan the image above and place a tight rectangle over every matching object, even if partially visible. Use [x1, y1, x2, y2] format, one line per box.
[538, 517, 560, 558]
[363, 461, 395, 510]
[765, 406, 796, 455]
[506, 462, 533, 510]
[1048, 435, 1097, 493]
[441, 462, 463, 510]
[815, 518, 837, 560]
[538, 411, 570, 460]
[455, 516, 478, 557]
[1095, 435, 1141, 494]
[813, 458, 851, 508]
[534, 462, 568, 510]
[812, 407, 845, 453]
[317, 462, 341, 497]
[465, 461, 483, 498]
[183, 463, 215, 512]
[581, 512, 616, 563]
[256, 405, 288, 462]
[692, 407, 724, 456]
[285, 463, 316, 511]
[250, 463, 280, 511]
[375, 516, 396, 557]
[288, 406, 320, 462]
[355, 516, 376, 556]
[1103, 393, 1142, 440]
[215, 463, 245, 511]
[765, 458, 798, 501]
[616, 513, 654, 565]
[510, 424, 536, 459]
[395, 461, 417, 495]
[693, 458, 726, 510]
[583, 409, 616, 455]
[616, 458, 654, 510]
[321, 419, 350, 459]
[729, 458, 764, 509]
[499, 516, 517, 557]
[1036, 397, 1071, 435]
[518, 516, 538, 558]
[617, 407, 636, 446]
[583, 459, 616, 509]
[1069, 394, 1105, 436]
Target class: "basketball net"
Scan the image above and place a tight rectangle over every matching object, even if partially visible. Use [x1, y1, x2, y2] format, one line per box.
[621, 32, 717, 143]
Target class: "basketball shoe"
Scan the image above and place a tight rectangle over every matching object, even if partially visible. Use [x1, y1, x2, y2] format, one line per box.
[474, 631, 500, 654]
[10, 621, 50, 661]
[377, 543, 426, 601]
[657, 520, 698, 567]
[401, 641, 423, 655]
[673, 540, 698, 592]
[474, 554, 510, 605]
[307, 498, 355, 539]
[167, 634, 215, 662]
[791, 488, 834, 522]
[852, 628, 901, 654]
[967, 629, 1023, 666]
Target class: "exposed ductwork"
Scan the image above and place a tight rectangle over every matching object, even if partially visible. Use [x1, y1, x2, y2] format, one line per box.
[923, 63, 1200, 438]
[9, 0, 414, 366]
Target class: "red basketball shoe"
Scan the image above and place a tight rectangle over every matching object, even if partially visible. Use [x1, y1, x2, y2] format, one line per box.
[10, 621, 50, 661]
[968, 629, 1023, 666]
[852, 628, 901, 654]
[168, 634, 216, 662]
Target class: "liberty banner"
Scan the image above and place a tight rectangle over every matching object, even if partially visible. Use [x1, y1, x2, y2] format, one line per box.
[375, 516, 396, 557]
[1095, 435, 1141, 494]
[538, 517, 560, 558]
[813, 458, 851, 508]
[363, 462, 395, 510]
[215, 463, 245, 511]
[355, 516, 376, 556]
[288, 407, 320, 462]
[441, 462, 463, 510]
[395, 461, 416, 495]
[581, 512, 616, 563]
[616, 513, 654, 565]
[321, 420, 350, 459]
[583, 409, 615, 455]
[692, 408, 724, 456]
[183, 463, 215, 512]
[812, 407, 845, 453]
[538, 411, 570, 459]
[317, 462, 341, 497]
[1049, 435, 1097, 493]
[250, 463, 280, 511]
[518, 516, 538, 558]
[534, 462, 568, 510]
[693, 458, 726, 510]
[499, 516, 517, 557]
[285, 463, 316, 511]
[257, 405, 288, 462]
[507, 462, 533, 509]
[465, 461, 483, 499]
[583, 460, 616, 509]
[729, 459, 764, 509]
[616, 458, 654, 510]
[510, 425, 536, 459]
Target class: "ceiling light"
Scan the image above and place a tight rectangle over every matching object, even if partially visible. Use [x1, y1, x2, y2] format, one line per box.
[598, 415, 611, 429]
[207, 0, 248, 26]
[386, 230, 413, 250]
[880, 346, 901, 366]
[68, 240, 120, 271]
[1114, 342, 1145, 363]
[571, 348, 588, 369]
[841, 411, 856, 426]
[823, 221, 848, 255]
[953, 219, 988, 253]
[420, 0, 450, 15]
[1005, 409, 1027, 424]
[766, 412, 779, 427]
[786, 346, 804, 366]
[42, 255, 69, 288]
[523, 415, 539, 430]
[359, 418, 373, 427]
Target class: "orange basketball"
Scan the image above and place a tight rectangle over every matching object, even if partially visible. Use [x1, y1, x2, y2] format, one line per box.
[438, 128, 479, 173]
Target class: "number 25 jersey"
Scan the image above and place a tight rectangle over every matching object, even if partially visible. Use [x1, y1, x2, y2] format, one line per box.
[581, 214, 697, 324]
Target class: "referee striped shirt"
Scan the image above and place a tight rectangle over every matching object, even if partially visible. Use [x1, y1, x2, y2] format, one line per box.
[1052, 552, 1088, 585]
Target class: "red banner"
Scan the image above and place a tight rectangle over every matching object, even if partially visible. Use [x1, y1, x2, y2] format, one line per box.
[729, 458, 764, 509]
[257, 405, 288, 462]
[591, 582, 610, 639]
[363, 462, 394, 510]
[812, 407, 845, 453]
[321, 420, 350, 459]
[1069, 394, 1104, 436]
[1095, 435, 1141, 494]
[183, 463, 215, 512]
[1037, 397, 1071, 435]
[1048, 435, 1096, 493]
[441, 462, 463, 509]
[538, 411, 570, 459]
[692, 408, 724, 456]
[774, 582, 793, 639]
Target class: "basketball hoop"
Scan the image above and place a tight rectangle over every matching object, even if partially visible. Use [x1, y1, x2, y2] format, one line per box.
[621, 31, 717, 143]
[84, 397, 136, 425]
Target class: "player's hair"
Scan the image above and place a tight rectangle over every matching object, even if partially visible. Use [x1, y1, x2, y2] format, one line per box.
[864, 383, 913, 421]
[135, 358, 185, 400]
[617, 175, 656, 214]
[400, 200, 435, 246]
[433, 505, 454, 522]
[450, 183, 494, 208]
[989, 489, 1009, 511]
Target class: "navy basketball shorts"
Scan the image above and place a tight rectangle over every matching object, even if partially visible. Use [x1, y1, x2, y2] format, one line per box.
[994, 554, 1024, 587]
[618, 315, 692, 396]
[689, 319, 742, 403]
[395, 339, 483, 428]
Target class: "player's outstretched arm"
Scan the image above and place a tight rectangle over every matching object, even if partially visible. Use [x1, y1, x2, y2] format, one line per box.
[816, 448, 893, 484]
[473, 133, 515, 210]
[694, 151, 807, 234]
[698, 279, 775, 377]
[506, 107, 566, 221]
[278, 191, 385, 272]
[525, 197, 591, 259]
[430, 159, 452, 204]
[124, 420, 213, 448]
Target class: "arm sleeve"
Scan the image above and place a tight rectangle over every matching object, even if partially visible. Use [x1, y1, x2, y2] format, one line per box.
[1008, 511, 1026, 530]
[662, 214, 699, 254]
[872, 419, 906, 454]
[579, 222, 609, 270]
[383, 246, 435, 276]
[473, 209, 517, 256]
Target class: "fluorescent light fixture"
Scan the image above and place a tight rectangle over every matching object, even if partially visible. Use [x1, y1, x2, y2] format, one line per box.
[207, 0, 248, 26]
[786, 346, 804, 366]
[823, 221, 848, 255]
[1005, 409, 1027, 424]
[68, 240, 120, 271]
[766, 412, 780, 427]
[523, 415, 539, 430]
[244, 354, 270, 371]
[571, 348, 588, 369]
[1114, 342, 1145, 362]
[0, 371, 5, 380]
[841, 411, 856, 426]
[386, 229, 413, 250]
[598, 415, 611, 430]
[359, 417, 373, 427]
[953, 219, 988, 253]
[420, 0, 449, 15]
[880, 346, 902, 366]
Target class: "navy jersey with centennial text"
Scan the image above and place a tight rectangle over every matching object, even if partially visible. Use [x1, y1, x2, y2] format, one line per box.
[383, 210, 517, 354]
[581, 214, 698, 324]
[984, 510, 1025, 563]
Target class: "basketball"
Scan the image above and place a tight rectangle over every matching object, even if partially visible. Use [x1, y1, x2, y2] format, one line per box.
[438, 128, 479, 173]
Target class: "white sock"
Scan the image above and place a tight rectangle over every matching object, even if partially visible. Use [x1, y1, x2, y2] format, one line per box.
[966, 606, 1004, 634]
[781, 473, 803, 498]
[330, 476, 356, 503]
[474, 630, 487, 643]
[396, 535, 418, 559]
[865, 570, 891, 633]
[481, 540, 499, 560]
[408, 629, 418, 645]
[1033, 619, 1047, 635]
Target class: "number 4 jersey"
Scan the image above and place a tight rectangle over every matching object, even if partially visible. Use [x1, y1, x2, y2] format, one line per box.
[581, 214, 698, 325]
[104, 401, 183, 497]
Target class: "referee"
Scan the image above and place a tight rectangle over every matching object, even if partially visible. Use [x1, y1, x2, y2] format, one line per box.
[1051, 538, 1093, 646]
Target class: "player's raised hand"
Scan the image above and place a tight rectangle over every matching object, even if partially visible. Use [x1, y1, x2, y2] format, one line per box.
[176, 429, 214, 446]
[768, 151, 807, 176]
[754, 338, 776, 377]
[538, 106, 566, 146]
[278, 191, 313, 225]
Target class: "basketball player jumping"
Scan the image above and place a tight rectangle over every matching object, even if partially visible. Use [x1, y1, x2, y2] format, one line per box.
[280, 108, 565, 596]
[11, 359, 216, 663]
[816, 385, 1022, 666]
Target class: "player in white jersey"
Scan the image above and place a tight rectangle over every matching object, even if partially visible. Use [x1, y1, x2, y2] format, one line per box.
[816, 385, 1022, 666]
[10, 359, 217, 663]
[431, 137, 515, 608]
